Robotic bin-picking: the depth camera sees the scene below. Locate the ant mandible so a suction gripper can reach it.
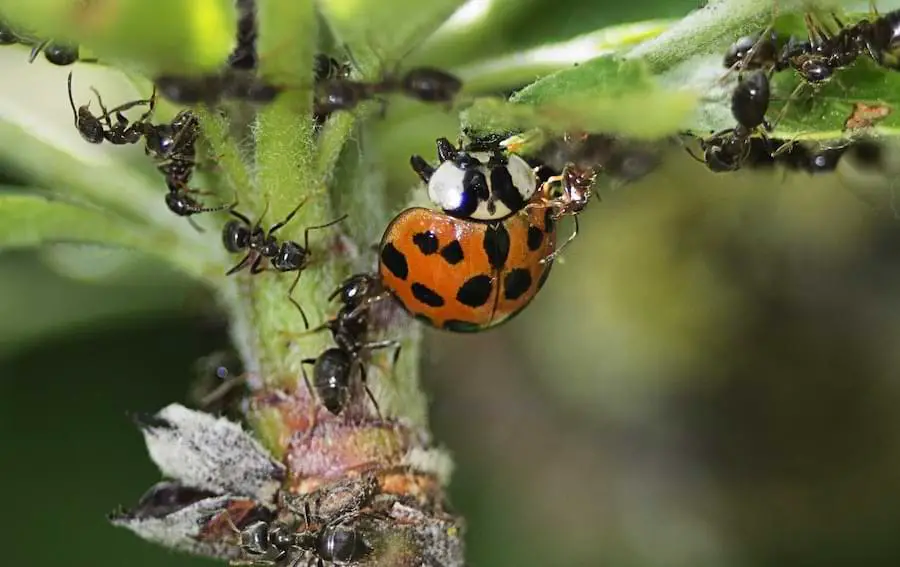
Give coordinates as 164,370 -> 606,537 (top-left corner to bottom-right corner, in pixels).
222,200 -> 348,328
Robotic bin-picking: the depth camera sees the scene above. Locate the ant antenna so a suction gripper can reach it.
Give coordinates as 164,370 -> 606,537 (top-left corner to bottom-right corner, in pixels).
66,71 -> 79,126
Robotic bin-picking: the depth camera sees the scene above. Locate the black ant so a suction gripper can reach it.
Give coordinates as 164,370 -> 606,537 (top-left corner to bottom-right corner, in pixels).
689,70 -> 772,172
139,108 -> 232,223
313,43 -> 461,117
299,273 -> 400,417
232,479 -> 374,566
153,69 -> 283,105
226,0 -> 258,71
67,71 -> 155,145
222,201 -> 348,329
28,39 -> 95,66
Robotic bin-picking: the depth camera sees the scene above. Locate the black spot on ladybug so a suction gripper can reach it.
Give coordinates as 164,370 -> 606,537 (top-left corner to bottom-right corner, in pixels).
440,240 -> 464,265
412,231 -> 439,255
537,263 -> 553,290
444,319 -> 483,333
543,208 -> 556,234
490,166 -> 525,215
527,226 -> 543,251
414,313 -> 435,327
483,223 -> 510,270
503,268 -> 532,300
411,283 -> 445,307
456,275 -> 493,307
381,243 -> 409,280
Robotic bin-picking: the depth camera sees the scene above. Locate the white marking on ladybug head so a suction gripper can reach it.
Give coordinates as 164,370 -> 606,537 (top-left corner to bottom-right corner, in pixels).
426,161 -> 469,212
506,154 -> 538,200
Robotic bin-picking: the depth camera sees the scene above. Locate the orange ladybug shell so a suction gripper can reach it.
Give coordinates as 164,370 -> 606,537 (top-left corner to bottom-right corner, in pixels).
379,206 -> 556,332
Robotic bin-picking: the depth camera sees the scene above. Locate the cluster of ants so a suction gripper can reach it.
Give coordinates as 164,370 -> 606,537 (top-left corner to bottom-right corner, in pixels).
685,5 -> 900,174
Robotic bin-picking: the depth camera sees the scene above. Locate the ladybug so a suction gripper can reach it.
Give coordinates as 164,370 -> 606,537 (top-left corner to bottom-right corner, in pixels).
410,137 -> 538,222
378,206 -> 556,332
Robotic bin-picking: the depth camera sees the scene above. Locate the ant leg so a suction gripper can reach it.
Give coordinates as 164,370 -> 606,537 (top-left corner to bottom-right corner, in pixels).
298,359 -> 321,445
66,71 -> 80,127
186,216 -> 206,233
541,215 -> 578,264
226,253 -> 255,276
197,372 -> 248,409
302,214 -> 348,250
345,290 -> 390,321
28,39 -> 48,63
287,271 -> 311,330
300,359 -> 317,403
88,86 -> 116,130
409,155 -> 435,183
249,255 -> 266,275
356,361 -> 382,419
267,197 -> 308,236
229,207 -> 254,226
363,340 -> 402,376
769,82 -> 805,132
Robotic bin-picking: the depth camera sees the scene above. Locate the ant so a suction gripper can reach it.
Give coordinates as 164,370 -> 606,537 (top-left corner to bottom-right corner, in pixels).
28,39 -> 95,66
153,69 -> 283,105
67,71 -> 155,145
231,477 -> 375,566
139,108 -> 233,223
689,70 -> 773,172
299,273 -> 400,418
222,200 -> 348,329
226,0 -> 259,71
313,43 -> 461,116
314,66 -> 462,115
526,160 -> 597,263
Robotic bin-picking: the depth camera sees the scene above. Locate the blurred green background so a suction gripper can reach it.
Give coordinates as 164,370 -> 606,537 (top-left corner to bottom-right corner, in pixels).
5,0 -> 900,566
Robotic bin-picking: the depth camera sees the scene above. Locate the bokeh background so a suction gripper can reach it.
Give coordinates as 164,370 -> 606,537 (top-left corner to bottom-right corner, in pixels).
4,0 -> 900,566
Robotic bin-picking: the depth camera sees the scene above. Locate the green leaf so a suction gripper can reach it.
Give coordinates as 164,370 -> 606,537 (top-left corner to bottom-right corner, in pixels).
0,191 -> 226,284
0,191 -> 145,249
2,0 -> 235,71
462,57 -> 697,139
455,20 -> 673,95
317,0 -> 467,71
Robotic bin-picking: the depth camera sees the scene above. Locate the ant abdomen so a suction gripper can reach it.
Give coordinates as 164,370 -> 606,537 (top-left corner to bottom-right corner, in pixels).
731,70 -> 770,130
401,67 -> 462,103
869,10 -> 900,69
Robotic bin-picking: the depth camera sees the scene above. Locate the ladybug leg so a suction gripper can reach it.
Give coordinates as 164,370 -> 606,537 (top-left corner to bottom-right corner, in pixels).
435,137 -> 457,162
409,155 -> 435,183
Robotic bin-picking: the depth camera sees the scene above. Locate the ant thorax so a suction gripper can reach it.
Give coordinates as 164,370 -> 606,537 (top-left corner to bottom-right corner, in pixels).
426,150 -> 537,222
